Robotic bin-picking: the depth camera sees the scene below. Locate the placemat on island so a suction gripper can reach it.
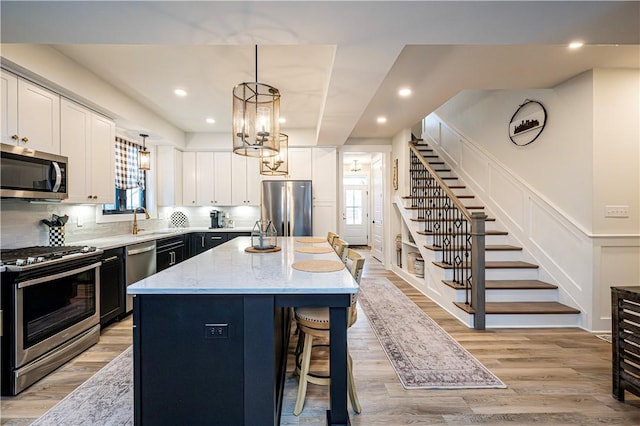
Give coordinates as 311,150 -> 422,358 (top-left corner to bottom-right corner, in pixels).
295,246 -> 334,254
292,259 -> 345,272
244,246 -> 282,253
296,237 -> 326,243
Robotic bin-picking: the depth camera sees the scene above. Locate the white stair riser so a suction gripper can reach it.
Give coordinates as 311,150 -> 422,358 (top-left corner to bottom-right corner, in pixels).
483,314 -> 581,328
420,234 -> 511,247
485,250 -> 522,262
453,289 -> 558,303
431,250 -> 522,263
441,267 -> 540,281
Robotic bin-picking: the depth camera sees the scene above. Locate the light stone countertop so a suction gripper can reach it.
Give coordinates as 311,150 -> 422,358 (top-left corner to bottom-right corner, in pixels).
73,227 -> 253,250
127,236 -> 358,295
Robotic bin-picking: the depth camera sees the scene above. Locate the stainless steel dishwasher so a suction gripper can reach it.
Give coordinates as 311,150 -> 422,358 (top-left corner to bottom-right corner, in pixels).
125,240 -> 156,313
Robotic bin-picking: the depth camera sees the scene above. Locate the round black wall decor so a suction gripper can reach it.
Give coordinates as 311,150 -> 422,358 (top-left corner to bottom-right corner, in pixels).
508,99 -> 547,146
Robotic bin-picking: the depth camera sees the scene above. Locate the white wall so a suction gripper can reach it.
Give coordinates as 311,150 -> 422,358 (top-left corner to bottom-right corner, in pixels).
592,68 -> 640,235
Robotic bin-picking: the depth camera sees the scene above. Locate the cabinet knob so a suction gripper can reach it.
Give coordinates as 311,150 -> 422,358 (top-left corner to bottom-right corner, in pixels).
21,136 -> 29,143
11,134 -> 18,141
93,195 -> 98,200
87,195 -> 93,199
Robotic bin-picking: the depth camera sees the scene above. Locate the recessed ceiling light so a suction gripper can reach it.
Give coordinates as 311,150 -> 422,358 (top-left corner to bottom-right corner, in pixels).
174,88 -> 188,97
279,117 -> 286,124
398,87 -> 412,97
206,118 -> 216,124
377,116 -> 387,124
568,41 -> 584,49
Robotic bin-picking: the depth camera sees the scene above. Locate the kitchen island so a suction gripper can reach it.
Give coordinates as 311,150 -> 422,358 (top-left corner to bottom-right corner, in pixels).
128,236 -> 358,425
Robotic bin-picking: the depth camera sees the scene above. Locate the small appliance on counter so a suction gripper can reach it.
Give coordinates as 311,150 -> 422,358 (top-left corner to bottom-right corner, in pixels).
209,210 -> 223,229
223,212 -> 234,228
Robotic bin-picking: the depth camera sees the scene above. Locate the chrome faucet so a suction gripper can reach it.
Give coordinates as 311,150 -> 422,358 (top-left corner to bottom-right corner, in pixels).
132,206 -> 150,235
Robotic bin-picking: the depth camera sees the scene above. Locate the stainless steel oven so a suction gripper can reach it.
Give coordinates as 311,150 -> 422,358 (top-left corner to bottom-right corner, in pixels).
1,246 -> 101,395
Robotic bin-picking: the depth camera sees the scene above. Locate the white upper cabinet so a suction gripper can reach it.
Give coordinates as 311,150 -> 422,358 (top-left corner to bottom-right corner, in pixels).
157,147 -> 183,206
60,98 -> 115,204
232,155 -> 261,206
287,148 -> 313,180
213,152 -> 232,206
1,70 -> 61,154
89,113 -> 116,203
182,152 -> 197,206
262,147 -> 312,181
312,147 -> 337,202
1,70 -> 18,146
182,151 -> 234,207
196,152 -> 215,206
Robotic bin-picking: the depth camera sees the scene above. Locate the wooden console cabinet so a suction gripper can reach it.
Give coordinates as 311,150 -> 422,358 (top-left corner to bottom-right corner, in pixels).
611,286 -> 640,401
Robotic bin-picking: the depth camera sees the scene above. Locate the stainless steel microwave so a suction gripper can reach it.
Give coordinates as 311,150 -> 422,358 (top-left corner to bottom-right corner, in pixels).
0,143 -> 68,200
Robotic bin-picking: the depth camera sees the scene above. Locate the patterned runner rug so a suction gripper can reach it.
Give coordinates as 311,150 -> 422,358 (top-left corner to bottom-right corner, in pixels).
32,346 -> 133,426
358,277 -> 506,389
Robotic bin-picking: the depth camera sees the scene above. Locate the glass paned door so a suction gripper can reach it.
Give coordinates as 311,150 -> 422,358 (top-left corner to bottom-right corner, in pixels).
342,184 -> 368,245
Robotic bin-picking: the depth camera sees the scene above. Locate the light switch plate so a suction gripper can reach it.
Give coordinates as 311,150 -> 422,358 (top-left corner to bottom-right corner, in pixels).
605,205 -> 629,218
76,215 -> 84,227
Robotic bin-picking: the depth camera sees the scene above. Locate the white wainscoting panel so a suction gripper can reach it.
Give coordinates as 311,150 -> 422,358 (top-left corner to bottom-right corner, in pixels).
460,141 -> 489,192
440,125 -> 461,167
598,245 -> 640,323
529,198 -> 590,294
489,165 -> 525,232
424,115 -> 441,145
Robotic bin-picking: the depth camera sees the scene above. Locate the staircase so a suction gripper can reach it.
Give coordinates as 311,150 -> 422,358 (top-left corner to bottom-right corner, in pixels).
397,141 -> 580,329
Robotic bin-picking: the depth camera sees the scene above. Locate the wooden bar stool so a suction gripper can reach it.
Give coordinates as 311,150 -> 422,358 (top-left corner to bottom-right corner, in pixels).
327,231 -> 339,246
293,249 -> 364,416
332,238 -> 349,264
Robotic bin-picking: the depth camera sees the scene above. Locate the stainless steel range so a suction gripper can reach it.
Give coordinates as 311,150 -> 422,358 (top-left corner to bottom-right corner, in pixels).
1,245 -> 102,395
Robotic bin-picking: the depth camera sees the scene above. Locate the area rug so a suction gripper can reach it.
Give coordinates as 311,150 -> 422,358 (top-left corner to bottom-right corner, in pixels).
358,277 -> 506,389
32,346 -> 133,425
596,334 -> 612,343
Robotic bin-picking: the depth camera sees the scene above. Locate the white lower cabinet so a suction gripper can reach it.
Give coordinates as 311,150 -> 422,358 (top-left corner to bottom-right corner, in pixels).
60,98 -> 115,204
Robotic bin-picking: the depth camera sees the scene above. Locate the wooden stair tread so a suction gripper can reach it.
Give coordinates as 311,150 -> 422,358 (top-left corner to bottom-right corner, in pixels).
454,301 -> 580,315
417,229 -> 508,236
425,244 -> 520,251
416,194 -> 473,199
410,217 -> 495,222
413,176 -> 459,180
433,260 -> 539,269
402,191 -> 468,198
442,279 -> 557,290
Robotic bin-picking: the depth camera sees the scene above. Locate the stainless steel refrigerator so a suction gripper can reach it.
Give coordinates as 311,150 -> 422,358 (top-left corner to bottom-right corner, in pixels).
261,180 -> 312,236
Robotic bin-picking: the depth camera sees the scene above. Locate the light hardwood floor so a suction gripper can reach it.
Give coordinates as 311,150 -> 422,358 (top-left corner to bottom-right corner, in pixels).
2,252 -> 640,425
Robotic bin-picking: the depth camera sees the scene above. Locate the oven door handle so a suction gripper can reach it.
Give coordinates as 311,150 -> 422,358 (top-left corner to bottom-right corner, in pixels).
17,261 -> 102,289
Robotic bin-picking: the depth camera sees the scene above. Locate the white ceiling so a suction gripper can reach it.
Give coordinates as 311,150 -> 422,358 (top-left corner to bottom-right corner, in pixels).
1,1 -> 639,148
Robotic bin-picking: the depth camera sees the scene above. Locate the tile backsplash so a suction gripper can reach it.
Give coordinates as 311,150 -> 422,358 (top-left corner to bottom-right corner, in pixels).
0,199 -> 260,249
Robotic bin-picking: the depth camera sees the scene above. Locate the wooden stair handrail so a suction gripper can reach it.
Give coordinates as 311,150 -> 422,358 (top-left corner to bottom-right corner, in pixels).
408,143 -> 476,222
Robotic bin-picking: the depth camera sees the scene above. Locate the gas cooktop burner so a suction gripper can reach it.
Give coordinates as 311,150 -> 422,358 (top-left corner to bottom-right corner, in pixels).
0,245 -> 99,269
